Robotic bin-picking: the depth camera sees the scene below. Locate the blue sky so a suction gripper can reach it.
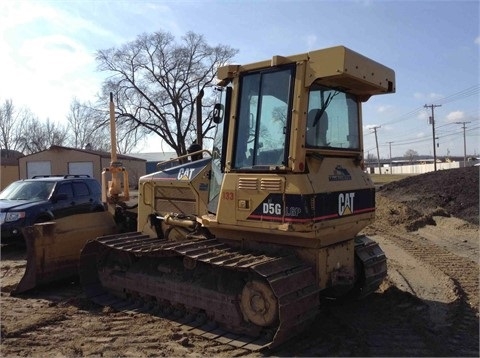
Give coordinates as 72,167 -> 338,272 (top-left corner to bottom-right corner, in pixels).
1,0 -> 478,158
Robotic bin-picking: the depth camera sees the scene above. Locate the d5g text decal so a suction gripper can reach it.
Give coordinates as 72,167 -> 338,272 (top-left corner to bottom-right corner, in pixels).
248,189 -> 374,223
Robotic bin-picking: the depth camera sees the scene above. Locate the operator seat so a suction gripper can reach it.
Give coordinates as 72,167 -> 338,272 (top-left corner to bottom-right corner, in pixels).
306,109 -> 329,147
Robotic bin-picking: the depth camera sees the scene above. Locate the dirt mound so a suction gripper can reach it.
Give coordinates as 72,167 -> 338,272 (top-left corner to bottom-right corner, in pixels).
378,166 -> 479,226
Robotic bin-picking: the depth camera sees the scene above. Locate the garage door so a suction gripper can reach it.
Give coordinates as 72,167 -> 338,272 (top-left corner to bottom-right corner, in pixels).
68,162 -> 94,178
27,161 -> 52,178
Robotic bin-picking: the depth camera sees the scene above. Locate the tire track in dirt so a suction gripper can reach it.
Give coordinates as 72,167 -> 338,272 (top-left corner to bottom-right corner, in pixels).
1,289 -> 255,357
376,229 -> 479,357
267,283 -> 445,357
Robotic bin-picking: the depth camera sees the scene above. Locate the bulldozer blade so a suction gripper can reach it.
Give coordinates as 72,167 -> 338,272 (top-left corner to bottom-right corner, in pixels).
12,212 -> 117,295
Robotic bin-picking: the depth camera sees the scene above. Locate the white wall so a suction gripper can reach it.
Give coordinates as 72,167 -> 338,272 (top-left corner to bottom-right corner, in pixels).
374,161 -> 461,174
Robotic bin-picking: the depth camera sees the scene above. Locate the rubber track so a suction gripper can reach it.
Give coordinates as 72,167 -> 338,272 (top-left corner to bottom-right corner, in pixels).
354,235 -> 388,298
79,233 -> 320,351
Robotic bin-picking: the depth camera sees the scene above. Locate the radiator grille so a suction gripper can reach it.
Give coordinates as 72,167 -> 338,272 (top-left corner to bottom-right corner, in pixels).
237,177 -> 283,191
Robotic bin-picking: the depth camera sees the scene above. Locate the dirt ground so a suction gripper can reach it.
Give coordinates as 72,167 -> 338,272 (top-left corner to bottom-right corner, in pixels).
1,166 -> 478,357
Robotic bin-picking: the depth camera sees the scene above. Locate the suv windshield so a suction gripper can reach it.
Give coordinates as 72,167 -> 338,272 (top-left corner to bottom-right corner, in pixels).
0,181 -> 55,201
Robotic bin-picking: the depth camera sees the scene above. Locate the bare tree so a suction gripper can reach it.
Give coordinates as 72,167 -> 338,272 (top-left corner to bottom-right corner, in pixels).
116,122 -> 148,154
66,98 -> 110,151
404,149 -> 418,164
1,99 -> 75,155
67,97 -> 149,154
365,152 -> 377,165
0,99 -> 31,153
96,30 -> 238,157
20,117 -> 68,154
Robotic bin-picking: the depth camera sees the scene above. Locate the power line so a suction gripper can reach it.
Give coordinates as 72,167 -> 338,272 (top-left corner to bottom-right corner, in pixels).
384,125 -> 479,147
377,85 -> 479,127
367,126 -> 479,158
435,85 -> 479,106
380,106 -> 425,126
379,121 -> 479,147
363,85 -> 479,157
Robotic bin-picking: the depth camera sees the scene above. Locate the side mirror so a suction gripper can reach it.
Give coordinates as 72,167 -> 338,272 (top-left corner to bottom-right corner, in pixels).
212,103 -> 224,124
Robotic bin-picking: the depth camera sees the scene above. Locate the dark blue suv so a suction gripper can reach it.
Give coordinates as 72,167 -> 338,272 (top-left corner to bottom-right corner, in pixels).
0,175 -> 105,244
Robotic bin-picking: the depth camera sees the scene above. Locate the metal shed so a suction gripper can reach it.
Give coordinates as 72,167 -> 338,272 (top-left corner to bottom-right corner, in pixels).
1,149 -> 24,190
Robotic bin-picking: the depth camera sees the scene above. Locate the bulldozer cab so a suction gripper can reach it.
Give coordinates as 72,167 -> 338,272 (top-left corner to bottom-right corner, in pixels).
207,46 -> 394,221
215,46 -> 394,170
137,46 -> 394,242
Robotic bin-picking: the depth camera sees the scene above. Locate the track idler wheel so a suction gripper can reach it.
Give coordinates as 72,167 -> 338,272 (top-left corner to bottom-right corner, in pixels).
240,280 -> 278,327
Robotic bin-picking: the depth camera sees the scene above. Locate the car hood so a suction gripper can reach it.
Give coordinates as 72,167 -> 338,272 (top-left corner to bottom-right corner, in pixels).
0,199 -> 47,212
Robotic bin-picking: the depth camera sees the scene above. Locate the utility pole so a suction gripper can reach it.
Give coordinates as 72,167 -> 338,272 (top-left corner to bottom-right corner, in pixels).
371,126 -> 381,174
387,141 -> 394,167
455,121 -> 471,167
425,104 -> 441,171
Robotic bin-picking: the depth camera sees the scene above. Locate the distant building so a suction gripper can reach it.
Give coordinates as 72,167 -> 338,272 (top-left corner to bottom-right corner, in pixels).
365,155 -> 477,174
18,145 -> 146,187
130,152 -> 178,174
1,149 -> 24,190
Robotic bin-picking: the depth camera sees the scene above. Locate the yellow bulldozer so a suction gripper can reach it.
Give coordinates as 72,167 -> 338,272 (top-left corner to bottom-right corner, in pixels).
16,45 -> 395,350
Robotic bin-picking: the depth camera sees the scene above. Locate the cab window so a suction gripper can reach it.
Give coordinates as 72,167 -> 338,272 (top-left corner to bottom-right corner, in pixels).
233,66 -> 294,169
306,85 -> 360,150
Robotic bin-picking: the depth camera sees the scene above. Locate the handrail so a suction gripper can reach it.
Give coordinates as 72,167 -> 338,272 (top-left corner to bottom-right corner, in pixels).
156,149 -> 212,169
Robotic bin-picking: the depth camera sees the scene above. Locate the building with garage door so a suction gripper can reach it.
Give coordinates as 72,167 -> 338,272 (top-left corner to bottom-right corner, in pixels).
18,145 -> 146,187
1,149 -> 24,190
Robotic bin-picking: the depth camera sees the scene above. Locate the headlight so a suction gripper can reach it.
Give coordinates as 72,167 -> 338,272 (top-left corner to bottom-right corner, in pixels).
5,212 -> 26,222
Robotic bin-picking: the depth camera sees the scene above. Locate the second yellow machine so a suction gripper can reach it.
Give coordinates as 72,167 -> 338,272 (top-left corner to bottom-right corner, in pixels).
79,46 -> 395,349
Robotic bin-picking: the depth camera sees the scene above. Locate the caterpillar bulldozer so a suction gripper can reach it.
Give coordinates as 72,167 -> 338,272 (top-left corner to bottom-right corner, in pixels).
19,45 -> 396,349
79,46 -> 395,349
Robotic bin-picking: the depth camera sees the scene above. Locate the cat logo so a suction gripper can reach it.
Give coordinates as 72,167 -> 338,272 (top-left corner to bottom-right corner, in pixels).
328,165 -> 352,181
338,192 -> 355,216
177,167 -> 195,180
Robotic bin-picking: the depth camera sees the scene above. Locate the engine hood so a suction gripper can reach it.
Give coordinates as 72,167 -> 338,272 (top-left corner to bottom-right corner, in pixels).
0,199 -> 47,212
